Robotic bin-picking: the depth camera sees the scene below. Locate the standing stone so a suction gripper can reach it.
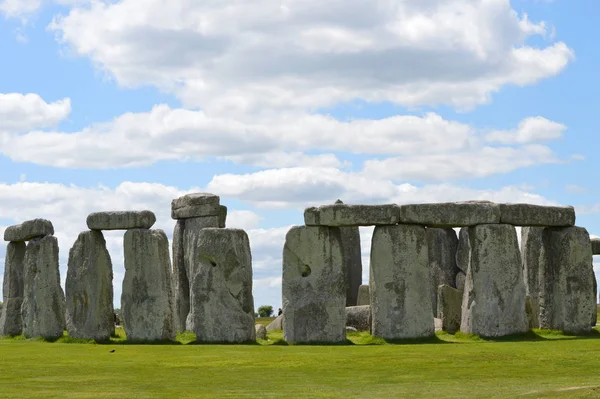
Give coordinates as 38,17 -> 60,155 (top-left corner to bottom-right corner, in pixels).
21,236 -> 66,339
255,324 -> 267,340
370,224 -> 434,340
172,220 -> 188,332
356,284 -> 370,306
437,285 -> 462,334
346,305 -> 371,331
189,228 -> 255,343
0,242 -> 26,336
282,226 -> 346,344
460,224 -> 528,337
521,227 -> 544,329
455,271 -> 466,292
266,315 -> 283,331
218,205 -> 227,228
427,228 -> 459,316
455,228 -> 470,273
122,229 -> 175,341
539,227 -> 595,334
592,271 -> 597,327
335,200 -> 363,306
65,231 -> 114,341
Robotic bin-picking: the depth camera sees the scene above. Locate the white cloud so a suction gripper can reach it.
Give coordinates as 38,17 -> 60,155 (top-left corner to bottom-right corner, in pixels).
0,93 -> 71,133
485,116 -> 566,144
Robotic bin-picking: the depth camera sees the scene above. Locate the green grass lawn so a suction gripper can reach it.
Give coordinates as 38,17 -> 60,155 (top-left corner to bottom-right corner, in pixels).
2,326 -> 600,398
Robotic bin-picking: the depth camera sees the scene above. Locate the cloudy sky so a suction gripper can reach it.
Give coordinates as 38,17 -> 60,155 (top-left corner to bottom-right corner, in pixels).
0,0 -> 599,309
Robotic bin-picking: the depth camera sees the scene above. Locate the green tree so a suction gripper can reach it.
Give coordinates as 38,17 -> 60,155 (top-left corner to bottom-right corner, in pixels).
257,305 -> 274,318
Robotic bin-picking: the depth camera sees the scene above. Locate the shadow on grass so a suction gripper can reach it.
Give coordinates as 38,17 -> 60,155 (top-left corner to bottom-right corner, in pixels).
187,339 -> 261,346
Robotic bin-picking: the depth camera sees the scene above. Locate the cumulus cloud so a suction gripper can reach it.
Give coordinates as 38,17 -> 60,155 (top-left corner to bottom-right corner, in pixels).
485,117 -> 567,144
0,93 -> 71,132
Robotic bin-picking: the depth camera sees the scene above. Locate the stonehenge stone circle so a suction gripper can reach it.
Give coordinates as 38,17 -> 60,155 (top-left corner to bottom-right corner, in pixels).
22,236 -> 66,339
538,227 -> 595,333
427,228 -> 459,316
282,226 -> 346,344
65,231 -> 114,341
346,305 -> 371,332
122,229 -> 175,341
4,219 -> 54,242
460,224 -> 528,337
356,284 -> 370,306
398,201 -> 500,227
437,285 -> 462,334
189,228 -> 255,343
171,193 -> 221,220
334,200 -> 363,306
304,204 -> 400,226
86,210 -> 156,230
0,242 -> 26,336
370,224 -> 434,340
499,204 -> 575,227
521,227 -> 544,328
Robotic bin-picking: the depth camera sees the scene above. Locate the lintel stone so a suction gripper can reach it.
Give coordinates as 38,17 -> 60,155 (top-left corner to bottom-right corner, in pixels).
4,219 -> 54,242
304,204 -> 400,226
591,238 -> 600,255
171,193 -> 220,220
499,203 -> 575,226
87,210 -> 156,230
397,201 -> 500,227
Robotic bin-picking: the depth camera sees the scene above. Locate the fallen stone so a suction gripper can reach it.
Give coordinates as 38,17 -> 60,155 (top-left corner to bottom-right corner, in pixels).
539,227 -> 595,334
346,305 -> 371,332
455,227 -> 470,273
336,201 -> 362,306
370,224 -> 434,340
121,229 -> 175,341
171,193 -> 221,219
21,236 -> 66,339
455,271 -> 466,292
172,220 -> 188,332
398,201 -> 500,227
304,204 -> 400,227
266,315 -> 283,331
427,228 -> 459,316
521,227 -> 544,329
87,210 -> 156,230
65,231 -> 114,341
218,205 -> 227,228
255,324 -> 267,340
460,224 -> 528,337
437,285 -> 462,334
591,238 -> 600,255
499,203 -> 575,227
0,242 -> 26,336
282,226 -> 346,344
356,284 -> 370,306
4,219 -> 54,242
189,228 -> 255,343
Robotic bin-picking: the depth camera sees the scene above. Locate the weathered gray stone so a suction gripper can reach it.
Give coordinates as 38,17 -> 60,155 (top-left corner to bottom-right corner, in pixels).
499,203 -> 575,227
122,229 -> 175,341
304,204 -> 400,227
189,228 -> 255,343
525,296 -> 539,330
346,305 -> 371,331
65,231 -> 114,341
455,227 -> 470,273
539,227 -> 595,334
593,272 -> 597,327
0,242 -> 26,336
434,318 -> 443,332
437,285 -> 462,334
171,193 -> 221,219
398,201 -> 500,227
172,220 -> 188,333
427,228 -> 459,316
266,314 -> 283,331
86,210 -> 156,230
521,227 -> 544,329
591,238 -> 600,255
336,201 -> 362,306
460,224 -> 528,337
370,224 -> 434,340
218,205 -> 227,228
4,219 -> 54,242
282,226 -> 346,344
255,324 -> 267,340
346,326 -> 358,333
356,284 -> 370,306
182,216 -> 220,331
21,236 -> 66,339
455,271 -> 466,292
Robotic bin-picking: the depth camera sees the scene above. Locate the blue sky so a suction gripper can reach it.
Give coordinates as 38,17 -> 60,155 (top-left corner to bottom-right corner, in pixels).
0,0 -> 599,309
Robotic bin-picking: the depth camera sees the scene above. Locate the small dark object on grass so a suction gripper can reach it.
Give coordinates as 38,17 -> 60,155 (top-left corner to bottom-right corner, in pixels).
109,349 -> 116,353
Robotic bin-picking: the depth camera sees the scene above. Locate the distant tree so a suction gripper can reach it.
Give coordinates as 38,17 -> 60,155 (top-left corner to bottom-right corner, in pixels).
257,305 -> 274,318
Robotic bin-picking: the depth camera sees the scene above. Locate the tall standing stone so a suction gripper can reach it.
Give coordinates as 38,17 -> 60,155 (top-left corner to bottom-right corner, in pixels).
370,224 -> 434,340
460,224 -> 527,337
356,284 -> 370,306
21,236 -> 66,339
455,227 -> 470,273
282,226 -> 346,344
122,229 -> 175,341
334,200 -> 363,306
437,284 -> 462,334
539,227 -> 595,334
427,228 -> 459,316
0,242 -> 26,336
65,231 -> 114,341
521,227 -> 544,328
189,228 -> 255,343
172,220 -> 188,332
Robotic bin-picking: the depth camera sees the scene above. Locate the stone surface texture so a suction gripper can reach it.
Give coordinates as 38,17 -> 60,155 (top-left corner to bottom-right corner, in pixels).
65,231 -> 114,341
499,204 -> 575,227
0,242 -> 26,336
521,227 -> 544,329
218,205 -> 227,228
189,228 -> 255,343
304,204 -> 400,227
398,201 -> 500,227
370,224 -> 434,340
591,238 -> 600,255
4,219 -> 54,242
122,229 -> 175,341
346,305 -> 371,331
266,315 -> 283,331
356,284 -> 370,306
21,236 -> 66,339
171,193 -> 220,220
455,227 -> 470,273
86,210 -> 156,230
455,272 -> 466,292
282,226 -> 346,344
539,227 -> 595,334
427,228 -> 459,316
172,220 -> 188,332
339,222 -> 362,306
460,224 -> 528,337
255,324 -> 267,340
437,285 -> 462,334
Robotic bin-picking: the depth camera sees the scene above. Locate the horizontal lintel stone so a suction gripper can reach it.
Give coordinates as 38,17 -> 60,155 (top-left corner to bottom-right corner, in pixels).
498,203 -> 575,227
398,201 -> 500,227
4,219 -> 54,242
171,193 -> 221,220
304,204 -> 400,226
592,238 -> 600,255
87,210 -> 156,230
